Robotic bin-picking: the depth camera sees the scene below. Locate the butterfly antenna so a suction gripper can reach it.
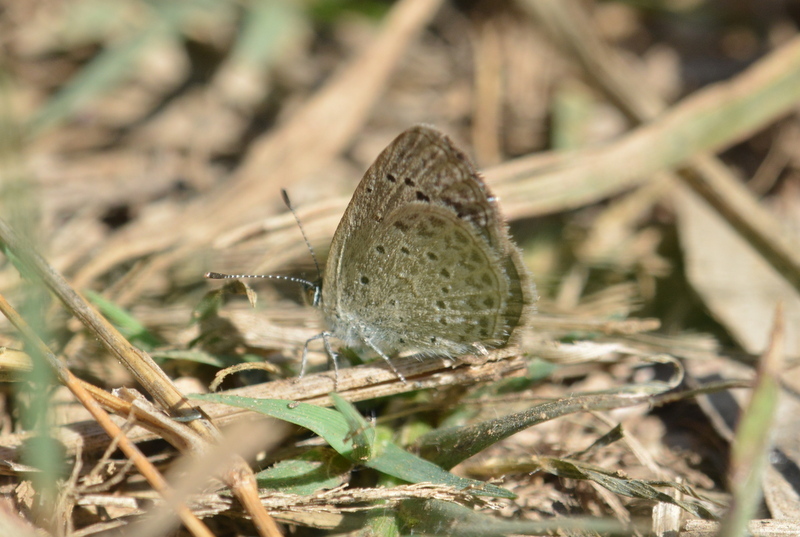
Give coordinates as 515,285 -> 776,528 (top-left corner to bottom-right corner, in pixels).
205,272 -> 316,289
281,188 -> 322,282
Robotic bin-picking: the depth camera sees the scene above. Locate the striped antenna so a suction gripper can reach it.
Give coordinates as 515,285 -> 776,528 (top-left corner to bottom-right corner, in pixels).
204,272 -> 316,289
280,188 -> 322,281
204,189 -> 323,304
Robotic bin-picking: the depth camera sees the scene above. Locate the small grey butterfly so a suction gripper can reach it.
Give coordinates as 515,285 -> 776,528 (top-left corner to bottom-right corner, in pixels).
209,125 -> 536,383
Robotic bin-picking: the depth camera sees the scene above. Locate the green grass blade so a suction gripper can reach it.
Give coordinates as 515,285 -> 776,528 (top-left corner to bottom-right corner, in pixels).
330,392 -> 377,462
84,289 -> 162,349
417,385 -> 676,470
255,447 -> 351,495
191,393 -> 514,498
398,499 -> 633,536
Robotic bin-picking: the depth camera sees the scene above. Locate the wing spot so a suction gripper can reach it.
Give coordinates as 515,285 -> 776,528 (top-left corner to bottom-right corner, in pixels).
416,191 -> 431,202
426,252 -> 438,261
440,268 -> 451,279
375,245 -> 386,254
360,276 -> 370,285
405,178 -> 415,186
386,174 -> 397,183
401,246 -> 410,254
393,221 -> 410,232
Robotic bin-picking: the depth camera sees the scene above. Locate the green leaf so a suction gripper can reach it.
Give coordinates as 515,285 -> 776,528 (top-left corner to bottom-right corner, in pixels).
255,447 -> 351,495
83,289 -> 162,349
190,393 -> 514,498
361,507 -> 401,537
330,392 -> 377,462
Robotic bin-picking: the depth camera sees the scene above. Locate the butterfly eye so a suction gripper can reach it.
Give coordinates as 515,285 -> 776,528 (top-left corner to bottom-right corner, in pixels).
304,284 -> 321,307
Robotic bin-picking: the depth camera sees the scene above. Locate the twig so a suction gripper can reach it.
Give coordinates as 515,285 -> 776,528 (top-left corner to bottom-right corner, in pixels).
0,294 -> 214,537
0,217 -> 283,537
0,217 -> 198,420
0,353 -> 527,460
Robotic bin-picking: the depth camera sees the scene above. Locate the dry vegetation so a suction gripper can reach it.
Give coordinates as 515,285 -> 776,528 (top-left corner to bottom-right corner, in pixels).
1,0 -> 800,536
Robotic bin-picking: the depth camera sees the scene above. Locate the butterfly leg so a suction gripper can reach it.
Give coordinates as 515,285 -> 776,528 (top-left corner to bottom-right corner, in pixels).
363,338 -> 407,384
321,332 -> 340,390
301,331 -> 342,389
301,332 -> 335,376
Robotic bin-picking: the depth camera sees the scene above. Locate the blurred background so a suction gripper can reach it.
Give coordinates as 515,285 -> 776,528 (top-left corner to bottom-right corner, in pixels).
1,0 -> 800,534
1,0 -> 797,370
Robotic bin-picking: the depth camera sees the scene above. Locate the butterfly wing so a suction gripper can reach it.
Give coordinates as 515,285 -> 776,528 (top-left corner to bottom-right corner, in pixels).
321,126 -> 535,356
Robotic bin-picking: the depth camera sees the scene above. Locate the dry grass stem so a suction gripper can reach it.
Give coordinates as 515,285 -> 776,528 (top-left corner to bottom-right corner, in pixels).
0,294 -> 213,537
